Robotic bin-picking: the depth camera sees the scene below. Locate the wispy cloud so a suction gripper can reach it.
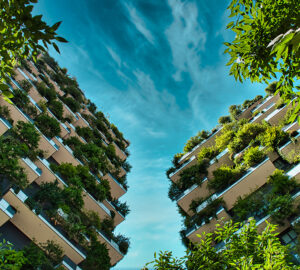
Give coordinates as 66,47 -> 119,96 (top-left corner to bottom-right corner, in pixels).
124,3 -> 155,45
165,0 -> 206,82
106,46 -> 122,67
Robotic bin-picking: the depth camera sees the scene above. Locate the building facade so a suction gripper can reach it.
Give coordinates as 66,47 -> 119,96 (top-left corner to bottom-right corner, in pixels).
0,54 -> 131,269
167,93 -> 300,261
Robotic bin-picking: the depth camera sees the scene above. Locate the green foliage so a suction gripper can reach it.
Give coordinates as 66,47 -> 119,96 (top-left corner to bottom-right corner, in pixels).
178,159 -> 209,190
61,96 -> 80,113
168,182 -> 183,201
229,104 -> 242,120
218,116 -> 231,125
258,125 -> 289,151
183,130 -> 209,153
225,0 -> 300,123
198,146 -> 220,162
75,126 -> 94,142
35,114 -> 61,138
0,0 -> 67,101
82,240 -> 110,270
114,234 -> 130,254
111,199 -> 130,217
20,59 -> 32,74
12,89 -> 37,118
146,219 -> 298,269
48,100 -> 63,120
0,136 -> 28,189
18,80 -> 32,93
0,239 -> 27,269
35,82 -> 57,103
265,82 -> 278,95
243,146 -> 266,167
40,240 -> 63,265
208,165 -> 245,193
268,194 -> 294,225
242,95 -> 263,110
63,86 -> 83,103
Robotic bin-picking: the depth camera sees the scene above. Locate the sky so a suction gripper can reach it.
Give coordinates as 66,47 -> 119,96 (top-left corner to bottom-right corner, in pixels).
34,1 -> 264,269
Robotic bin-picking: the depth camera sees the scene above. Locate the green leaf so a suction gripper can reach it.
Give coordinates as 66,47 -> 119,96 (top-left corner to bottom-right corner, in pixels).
51,21 -> 62,31
2,90 -> 13,98
52,43 -> 60,54
0,83 -> 9,91
56,36 -> 68,43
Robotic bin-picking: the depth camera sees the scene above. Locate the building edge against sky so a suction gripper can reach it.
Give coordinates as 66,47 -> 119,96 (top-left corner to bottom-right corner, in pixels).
167,90 -> 300,262
0,52 -> 131,268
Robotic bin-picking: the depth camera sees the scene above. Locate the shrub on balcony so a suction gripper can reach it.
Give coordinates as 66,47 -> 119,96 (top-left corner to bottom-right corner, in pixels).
275,98 -> 285,109
12,89 -> 37,118
0,137 -> 28,190
20,59 -> 32,73
183,130 -> 209,153
0,105 -> 13,124
76,126 -> 94,142
218,115 -> 231,124
265,81 -> 277,95
115,235 -> 130,254
208,165 -> 245,193
268,169 -> 299,196
11,121 -> 42,160
61,96 -> 80,112
194,198 -> 224,225
242,95 -> 263,110
63,86 -> 83,103
18,79 -> 32,92
243,146 -> 266,167
82,240 -> 110,270
122,161 -> 132,173
168,182 -> 183,201
258,126 -> 289,152
268,194 -> 294,225
87,101 -> 97,114
189,197 -> 205,213
48,100 -> 63,120
229,104 -> 242,120
111,199 -> 130,217
198,146 -> 220,162
178,159 -> 210,190
35,114 -> 61,138
35,82 -> 57,102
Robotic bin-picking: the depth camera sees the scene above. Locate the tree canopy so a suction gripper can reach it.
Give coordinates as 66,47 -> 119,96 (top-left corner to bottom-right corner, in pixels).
225,0 -> 300,123
0,0 -> 67,102
144,219 -> 299,269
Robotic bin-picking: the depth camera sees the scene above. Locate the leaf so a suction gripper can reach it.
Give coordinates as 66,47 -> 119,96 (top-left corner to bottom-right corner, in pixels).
2,90 -> 13,98
2,96 -> 13,104
0,83 -> 9,91
51,21 -> 62,31
56,36 -> 68,43
52,43 -> 60,54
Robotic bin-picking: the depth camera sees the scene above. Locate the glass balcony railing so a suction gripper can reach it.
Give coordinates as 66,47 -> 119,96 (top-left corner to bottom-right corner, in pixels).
58,255 -> 82,270
0,198 -> 16,218
209,148 -> 228,165
179,127 -> 223,163
176,183 -> 199,202
0,117 -> 12,129
22,157 -> 42,176
286,163 -> 300,179
252,96 -> 273,113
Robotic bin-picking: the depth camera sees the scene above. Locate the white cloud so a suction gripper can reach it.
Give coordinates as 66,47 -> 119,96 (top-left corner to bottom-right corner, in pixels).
165,0 -> 206,82
124,3 -> 155,45
106,46 -> 122,67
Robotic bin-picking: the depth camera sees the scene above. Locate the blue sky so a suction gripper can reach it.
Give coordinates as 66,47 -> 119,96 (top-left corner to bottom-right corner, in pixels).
34,1 -> 264,269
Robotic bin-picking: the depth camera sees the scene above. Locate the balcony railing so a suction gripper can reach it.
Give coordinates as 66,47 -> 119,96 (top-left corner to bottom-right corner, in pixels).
170,155 -> 196,178
22,157 -> 42,176
176,183 -> 199,202
0,198 -> 16,218
0,117 -> 12,129
252,96 -> 273,113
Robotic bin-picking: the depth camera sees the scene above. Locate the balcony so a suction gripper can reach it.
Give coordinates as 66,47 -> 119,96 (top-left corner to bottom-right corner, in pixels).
282,121 -> 300,133
217,158 -> 276,210
207,149 -> 233,180
177,179 -> 211,216
46,109 -> 70,138
51,137 -> 83,166
3,189 -> 86,264
102,199 -> 125,226
0,98 -> 29,124
252,94 -> 279,114
56,255 -> 82,270
0,117 -> 12,136
73,113 -> 91,129
265,100 -> 295,125
34,157 -> 68,188
179,127 -> 222,165
103,173 -> 126,200
82,189 -> 112,220
19,157 -> 42,184
186,207 -> 231,243
279,130 -> 300,162
286,163 -> 300,183
61,102 -> 79,123
237,98 -> 263,120
250,102 -> 276,123
0,198 -> 16,226
170,155 -> 197,183
112,141 -> 127,161
96,230 -> 124,266
63,122 -> 87,144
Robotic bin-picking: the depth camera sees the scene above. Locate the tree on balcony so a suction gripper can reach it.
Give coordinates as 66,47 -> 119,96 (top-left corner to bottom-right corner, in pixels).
144,219 -> 299,269
35,114 -> 61,138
